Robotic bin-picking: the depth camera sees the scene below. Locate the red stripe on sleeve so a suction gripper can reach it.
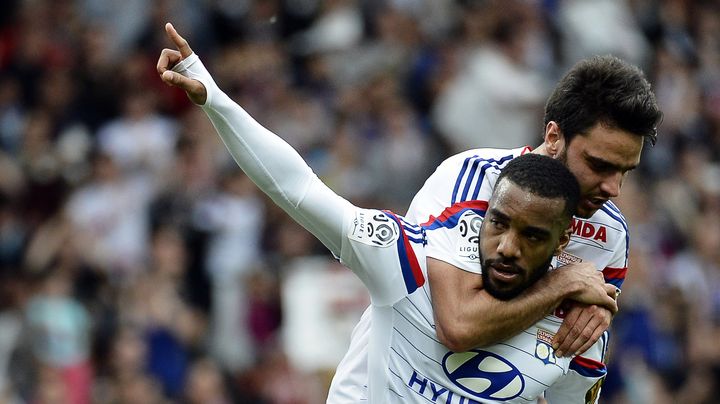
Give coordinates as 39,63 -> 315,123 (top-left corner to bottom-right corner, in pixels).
420,200 -> 489,227
572,355 -> 606,370
603,266 -> 627,280
401,231 -> 425,288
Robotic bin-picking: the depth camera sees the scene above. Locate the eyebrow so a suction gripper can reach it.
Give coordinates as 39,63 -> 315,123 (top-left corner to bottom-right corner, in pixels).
488,208 -> 509,221
523,226 -> 552,239
487,208 -> 553,238
585,154 -> 638,173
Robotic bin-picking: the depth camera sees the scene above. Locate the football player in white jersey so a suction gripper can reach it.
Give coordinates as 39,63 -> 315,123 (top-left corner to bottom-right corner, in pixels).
157,24 -> 621,402
330,56 -> 662,400
404,55 -> 661,358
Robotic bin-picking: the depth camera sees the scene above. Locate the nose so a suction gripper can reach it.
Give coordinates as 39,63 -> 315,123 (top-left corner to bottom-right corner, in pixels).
600,172 -> 622,198
497,231 -> 521,259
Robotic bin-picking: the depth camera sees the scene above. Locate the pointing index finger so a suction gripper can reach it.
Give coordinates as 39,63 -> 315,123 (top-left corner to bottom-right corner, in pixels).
165,22 -> 193,58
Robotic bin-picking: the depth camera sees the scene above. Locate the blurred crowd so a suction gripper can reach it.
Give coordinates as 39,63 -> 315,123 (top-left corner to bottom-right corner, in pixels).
0,0 -> 719,403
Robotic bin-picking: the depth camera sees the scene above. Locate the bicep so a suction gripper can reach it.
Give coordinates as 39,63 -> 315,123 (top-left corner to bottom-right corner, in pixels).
428,257 -> 486,329
428,256 -> 487,308
428,257 -> 484,299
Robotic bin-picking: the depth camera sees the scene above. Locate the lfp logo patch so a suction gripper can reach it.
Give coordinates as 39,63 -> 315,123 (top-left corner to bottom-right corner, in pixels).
348,210 -> 399,247
535,329 -> 557,365
442,350 -> 524,400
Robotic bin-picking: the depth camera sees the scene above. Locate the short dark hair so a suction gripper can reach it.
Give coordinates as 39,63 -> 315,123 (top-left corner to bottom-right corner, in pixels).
497,154 -> 580,220
544,55 -> 662,146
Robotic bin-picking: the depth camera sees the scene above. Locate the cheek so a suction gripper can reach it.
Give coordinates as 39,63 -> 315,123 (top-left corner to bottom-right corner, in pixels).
565,155 -> 598,192
574,167 -> 601,193
478,233 -> 496,257
524,245 -> 555,267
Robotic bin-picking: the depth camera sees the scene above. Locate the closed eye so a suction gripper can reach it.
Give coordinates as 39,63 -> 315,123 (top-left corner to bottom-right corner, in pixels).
589,158 -> 615,174
489,217 -> 508,230
522,228 -> 551,242
486,209 -> 510,230
586,155 -> 636,175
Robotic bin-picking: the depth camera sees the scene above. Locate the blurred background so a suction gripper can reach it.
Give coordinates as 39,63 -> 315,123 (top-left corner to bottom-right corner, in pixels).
0,0 -> 718,403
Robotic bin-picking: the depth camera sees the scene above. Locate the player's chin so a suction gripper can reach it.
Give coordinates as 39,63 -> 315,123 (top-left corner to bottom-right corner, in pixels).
486,273 -> 524,300
576,198 -> 606,218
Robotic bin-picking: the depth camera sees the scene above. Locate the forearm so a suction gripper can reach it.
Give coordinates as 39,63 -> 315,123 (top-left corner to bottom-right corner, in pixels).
173,54 -> 350,254
430,258 -> 571,351
462,282 -> 564,346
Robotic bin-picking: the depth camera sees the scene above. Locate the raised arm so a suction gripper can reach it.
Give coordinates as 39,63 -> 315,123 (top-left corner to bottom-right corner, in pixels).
157,24 -> 426,309
157,23 -> 350,255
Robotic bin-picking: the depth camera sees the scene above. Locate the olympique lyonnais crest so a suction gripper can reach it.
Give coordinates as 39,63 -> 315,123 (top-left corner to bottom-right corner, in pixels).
535,329 -> 557,365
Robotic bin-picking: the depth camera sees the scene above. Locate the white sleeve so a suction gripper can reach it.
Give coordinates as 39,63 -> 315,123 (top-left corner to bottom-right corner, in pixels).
339,209 -> 426,306
172,53 -> 350,255
544,333 -> 608,403
603,216 -> 629,290
171,54 -> 424,305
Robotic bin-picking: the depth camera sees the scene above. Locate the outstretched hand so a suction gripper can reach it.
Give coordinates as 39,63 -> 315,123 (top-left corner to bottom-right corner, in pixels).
156,23 -> 207,105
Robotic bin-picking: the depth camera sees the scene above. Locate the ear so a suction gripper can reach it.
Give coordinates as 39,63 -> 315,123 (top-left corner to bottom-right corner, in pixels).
543,121 -> 565,158
554,227 -> 571,256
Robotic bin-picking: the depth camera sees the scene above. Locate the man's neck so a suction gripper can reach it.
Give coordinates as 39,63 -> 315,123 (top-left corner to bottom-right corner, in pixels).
531,144 -> 552,157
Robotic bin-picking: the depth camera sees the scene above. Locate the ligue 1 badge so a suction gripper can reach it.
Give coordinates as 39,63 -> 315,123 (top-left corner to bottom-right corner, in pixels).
535,329 -> 557,365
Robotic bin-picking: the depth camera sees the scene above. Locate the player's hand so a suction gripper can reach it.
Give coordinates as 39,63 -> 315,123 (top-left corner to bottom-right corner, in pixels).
157,22 -> 207,105
545,262 -> 619,313
551,262 -> 618,314
551,302 -> 612,357
572,282 -> 619,314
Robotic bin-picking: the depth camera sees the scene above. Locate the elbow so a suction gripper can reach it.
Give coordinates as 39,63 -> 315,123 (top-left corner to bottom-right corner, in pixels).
436,323 -> 485,353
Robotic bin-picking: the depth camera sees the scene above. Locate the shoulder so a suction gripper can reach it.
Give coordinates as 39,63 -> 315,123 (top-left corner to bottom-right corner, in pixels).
569,202 -> 628,246
342,208 -> 427,304
429,146 -> 530,188
346,209 -> 403,248
595,201 -> 629,235
345,209 -> 425,261
567,202 -> 629,257
438,146 -> 530,170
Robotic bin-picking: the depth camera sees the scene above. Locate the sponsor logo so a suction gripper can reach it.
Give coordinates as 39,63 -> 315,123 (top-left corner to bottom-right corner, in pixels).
571,219 -> 607,243
407,372 -> 462,403
442,350 -> 524,400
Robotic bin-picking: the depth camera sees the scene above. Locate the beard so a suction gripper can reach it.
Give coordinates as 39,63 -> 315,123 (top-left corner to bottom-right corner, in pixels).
556,147 -> 568,164
480,253 -> 554,300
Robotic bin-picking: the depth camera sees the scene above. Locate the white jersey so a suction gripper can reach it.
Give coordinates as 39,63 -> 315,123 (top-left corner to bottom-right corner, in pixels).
407,147 -> 629,286
174,53 -> 612,404
329,147 -> 629,403
331,208 -> 607,403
